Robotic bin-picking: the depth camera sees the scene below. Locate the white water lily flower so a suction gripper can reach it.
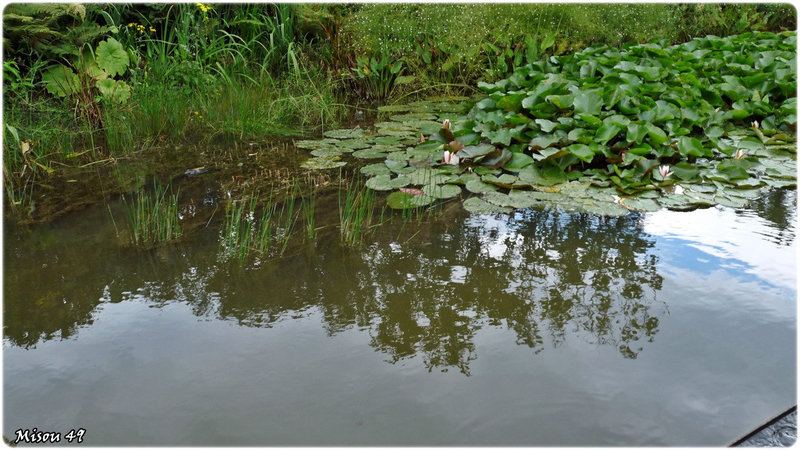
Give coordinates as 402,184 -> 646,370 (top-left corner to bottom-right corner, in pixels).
443,150 -> 460,166
752,120 -> 759,129
658,165 -> 673,179
734,149 -> 747,160
442,119 -> 451,130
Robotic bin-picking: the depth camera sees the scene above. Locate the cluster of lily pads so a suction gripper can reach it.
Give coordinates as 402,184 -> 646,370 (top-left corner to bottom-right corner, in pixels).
299,31 -> 796,215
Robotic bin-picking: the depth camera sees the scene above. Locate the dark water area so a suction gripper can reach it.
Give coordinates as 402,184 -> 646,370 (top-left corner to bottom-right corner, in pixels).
3,163 -> 796,445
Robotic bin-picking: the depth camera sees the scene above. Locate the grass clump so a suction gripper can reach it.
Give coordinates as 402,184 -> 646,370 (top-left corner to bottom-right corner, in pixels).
338,174 -> 379,247
219,190 -> 277,266
122,181 -> 182,247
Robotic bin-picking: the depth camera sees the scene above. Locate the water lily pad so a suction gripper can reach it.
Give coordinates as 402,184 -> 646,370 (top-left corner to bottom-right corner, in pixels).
581,202 -> 630,216
378,104 -> 415,113
482,173 -> 518,188
502,152 -> 534,171
407,168 -> 452,185
465,179 -> 500,193
422,183 -> 462,199
365,174 -> 412,191
457,143 -> 496,160
385,159 -> 415,174
337,138 -> 372,150
375,121 -> 414,131
386,151 -> 412,162
714,195 -> 749,208
352,149 -> 389,159
310,148 -> 346,157
486,190 -> 545,209
462,197 -> 511,214
360,163 -> 392,176
409,194 -> 437,207
621,197 -> 660,212
301,156 -> 347,170
390,113 -> 438,122
324,128 -> 365,139
374,136 -> 404,146
386,190 -> 416,209
295,138 -> 340,150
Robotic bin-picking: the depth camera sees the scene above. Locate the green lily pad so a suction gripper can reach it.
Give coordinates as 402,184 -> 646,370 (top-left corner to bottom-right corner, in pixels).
352,149 -> 389,159
408,169 -> 452,185
385,159 -> 415,174
621,197 -> 660,212
337,138 -> 372,150
386,190 -> 416,209
390,113 -> 438,122
422,183 -> 462,199
310,148 -> 347,157
360,163 -> 392,176
386,151 -> 412,162
465,179 -> 500,193
714,195 -> 749,208
482,173 -> 518,188
409,194 -> 437,207
457,143 -> 496,160
462,197 -> 512,214
324,128 -> 365,139
374,136 -> 404,146
295,138 -> 340,150
300,156 -> 347,170
502,152 -> 534,171
365,174 -> 412,191
581,202 -> 630,216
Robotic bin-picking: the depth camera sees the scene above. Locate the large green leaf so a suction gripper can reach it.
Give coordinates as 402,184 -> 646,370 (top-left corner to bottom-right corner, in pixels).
95,37 -> 130,77
96,79 -> 131,104
42,65 -> 80,97
502,152 -> 534,171
677,136 -> 710,157
573,91 -> 604,115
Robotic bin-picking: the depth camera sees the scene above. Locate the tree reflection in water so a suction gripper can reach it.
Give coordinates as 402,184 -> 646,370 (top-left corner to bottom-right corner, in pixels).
199,208 -> 667,375
6,207 -> 668,375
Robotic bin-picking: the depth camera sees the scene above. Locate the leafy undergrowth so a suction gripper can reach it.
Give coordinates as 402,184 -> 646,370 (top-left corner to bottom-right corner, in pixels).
298,32 -> 796,216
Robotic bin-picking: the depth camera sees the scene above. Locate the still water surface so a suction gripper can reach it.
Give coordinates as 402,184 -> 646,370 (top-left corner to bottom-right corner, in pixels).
3,187 -> 796,445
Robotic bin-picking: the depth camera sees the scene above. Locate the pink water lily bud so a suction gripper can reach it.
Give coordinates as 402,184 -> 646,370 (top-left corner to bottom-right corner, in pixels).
658,165 -> 673,179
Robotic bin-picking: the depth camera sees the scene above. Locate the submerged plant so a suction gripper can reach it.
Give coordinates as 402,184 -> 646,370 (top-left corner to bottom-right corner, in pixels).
122,181 -> 182,247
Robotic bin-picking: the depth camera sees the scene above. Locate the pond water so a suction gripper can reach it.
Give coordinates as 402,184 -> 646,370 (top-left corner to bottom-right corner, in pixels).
3,163 -> 796,445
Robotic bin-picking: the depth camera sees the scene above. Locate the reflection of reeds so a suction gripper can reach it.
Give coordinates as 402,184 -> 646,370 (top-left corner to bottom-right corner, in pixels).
338,174 -> 377,247
122,181 -> 182,247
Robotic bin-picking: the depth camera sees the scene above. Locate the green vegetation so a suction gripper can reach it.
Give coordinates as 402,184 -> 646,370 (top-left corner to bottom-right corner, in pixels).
219,190 -> 277,265
297,30 -> 797,215
338,173 -> 378,247
121,181 -> 182,247
3,3 -> 796,223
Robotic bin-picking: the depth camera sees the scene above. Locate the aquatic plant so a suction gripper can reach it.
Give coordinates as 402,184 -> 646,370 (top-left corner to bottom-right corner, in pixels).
219,190 -> 277,265
122,181 -> 182,247
338,174 -> 378,246
358,32 -> 796,215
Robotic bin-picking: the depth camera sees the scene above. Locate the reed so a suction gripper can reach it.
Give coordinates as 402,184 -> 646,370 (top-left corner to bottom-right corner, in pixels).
220,189 -> 277,265
122,181 -> 182,247
338,174 -> 377,247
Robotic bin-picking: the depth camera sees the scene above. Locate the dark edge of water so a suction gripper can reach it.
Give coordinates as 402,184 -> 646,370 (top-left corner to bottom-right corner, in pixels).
731,406 -> 797,447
